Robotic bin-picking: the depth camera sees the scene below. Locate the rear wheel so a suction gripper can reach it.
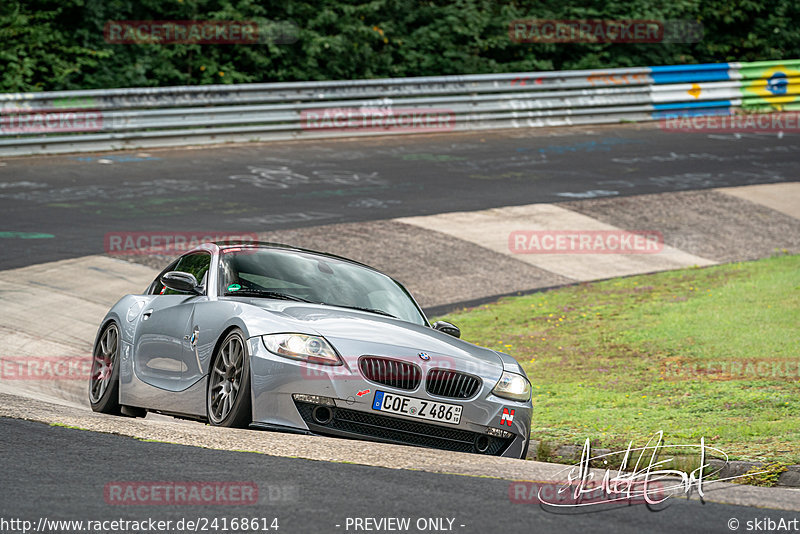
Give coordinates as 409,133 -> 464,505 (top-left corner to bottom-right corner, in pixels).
89,323 -> 122,414
207,329 -> 252,428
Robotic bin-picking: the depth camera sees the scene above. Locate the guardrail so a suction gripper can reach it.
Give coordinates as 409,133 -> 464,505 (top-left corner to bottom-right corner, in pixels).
0,60 -> 797,156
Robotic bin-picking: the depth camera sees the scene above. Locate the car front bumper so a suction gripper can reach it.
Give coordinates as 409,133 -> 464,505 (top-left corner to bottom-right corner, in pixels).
247,337 -> 532,459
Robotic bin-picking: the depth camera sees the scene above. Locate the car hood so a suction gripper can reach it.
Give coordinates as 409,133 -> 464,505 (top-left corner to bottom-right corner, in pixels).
237,299 -> 505,369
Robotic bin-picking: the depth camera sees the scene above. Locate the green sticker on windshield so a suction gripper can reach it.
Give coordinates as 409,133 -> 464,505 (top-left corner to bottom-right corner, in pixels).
227,283 -> 241,292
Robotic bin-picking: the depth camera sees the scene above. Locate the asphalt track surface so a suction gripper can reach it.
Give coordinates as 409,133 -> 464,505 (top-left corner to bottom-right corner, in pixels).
1,125 -> 798,269
2,126 -> 799,534
2,417 -> 797,534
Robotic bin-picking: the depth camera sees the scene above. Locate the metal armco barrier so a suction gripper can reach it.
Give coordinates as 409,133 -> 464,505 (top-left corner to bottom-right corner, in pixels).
0,60 -> 797,156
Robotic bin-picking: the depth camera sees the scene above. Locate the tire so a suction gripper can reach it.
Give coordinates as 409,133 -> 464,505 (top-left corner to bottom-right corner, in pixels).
207,329 -> 252,428
520,436 -> 530,460
89,322 -> 122,414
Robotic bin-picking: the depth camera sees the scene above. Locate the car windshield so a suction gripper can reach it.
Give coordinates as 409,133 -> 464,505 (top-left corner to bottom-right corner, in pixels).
218,247 -> 426,325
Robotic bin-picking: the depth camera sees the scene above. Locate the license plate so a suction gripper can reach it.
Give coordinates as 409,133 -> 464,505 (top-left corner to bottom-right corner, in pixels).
372,390 -> 462,425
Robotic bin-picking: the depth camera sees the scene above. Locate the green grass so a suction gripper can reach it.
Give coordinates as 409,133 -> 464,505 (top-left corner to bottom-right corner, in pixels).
436,253 -> 800,464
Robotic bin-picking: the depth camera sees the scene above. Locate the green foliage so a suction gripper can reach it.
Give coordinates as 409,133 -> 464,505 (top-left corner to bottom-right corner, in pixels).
731,462 -> 789,487
2,0 -> 799,91
535,440 -> 554,462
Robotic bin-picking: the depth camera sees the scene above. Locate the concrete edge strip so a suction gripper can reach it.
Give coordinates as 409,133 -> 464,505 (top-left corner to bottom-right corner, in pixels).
715,182 -> 800,221
397,202 -> 717,283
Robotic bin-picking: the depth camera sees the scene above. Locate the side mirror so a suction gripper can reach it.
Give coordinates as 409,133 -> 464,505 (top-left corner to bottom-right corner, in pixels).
432,320 -> 461,338
161,271 -> 202,294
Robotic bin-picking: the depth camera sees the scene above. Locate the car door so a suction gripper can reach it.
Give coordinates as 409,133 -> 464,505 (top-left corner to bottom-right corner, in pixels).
134,251 -> 212,393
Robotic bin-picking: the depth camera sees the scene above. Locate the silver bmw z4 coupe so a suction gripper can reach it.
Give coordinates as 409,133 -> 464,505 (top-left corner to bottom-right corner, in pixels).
89,242 -> 533,458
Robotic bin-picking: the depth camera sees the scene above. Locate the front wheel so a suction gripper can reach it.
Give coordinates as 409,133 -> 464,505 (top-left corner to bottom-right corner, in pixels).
207,329 -> 252,428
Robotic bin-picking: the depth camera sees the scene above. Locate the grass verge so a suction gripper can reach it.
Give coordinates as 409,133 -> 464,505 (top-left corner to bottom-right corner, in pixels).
436,253 -> 800,464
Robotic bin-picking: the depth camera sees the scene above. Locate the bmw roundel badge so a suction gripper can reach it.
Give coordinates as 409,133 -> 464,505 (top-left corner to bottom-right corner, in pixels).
418,352 -> 430,361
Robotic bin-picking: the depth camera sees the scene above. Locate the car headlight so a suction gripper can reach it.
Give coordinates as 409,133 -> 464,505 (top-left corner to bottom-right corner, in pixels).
262,333 -> 341,365
492,371 -> 531,402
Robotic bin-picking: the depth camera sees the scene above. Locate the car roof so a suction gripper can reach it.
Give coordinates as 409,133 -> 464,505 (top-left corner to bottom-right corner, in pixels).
209,240 -> 380,272
178,240 -> 428,322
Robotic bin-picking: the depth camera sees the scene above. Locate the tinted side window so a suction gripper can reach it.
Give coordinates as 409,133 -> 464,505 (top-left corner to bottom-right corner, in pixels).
177,252 -> 211,289
150,252 -> 211,295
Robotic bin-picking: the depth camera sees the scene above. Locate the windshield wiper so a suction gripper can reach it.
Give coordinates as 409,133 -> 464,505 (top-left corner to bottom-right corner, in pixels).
328,304 -> 398,319
224,289 -> 312,302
